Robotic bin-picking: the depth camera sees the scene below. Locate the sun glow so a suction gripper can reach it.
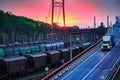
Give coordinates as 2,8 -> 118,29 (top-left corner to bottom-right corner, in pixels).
47,15 -> 79,27
58,20 -> 64,26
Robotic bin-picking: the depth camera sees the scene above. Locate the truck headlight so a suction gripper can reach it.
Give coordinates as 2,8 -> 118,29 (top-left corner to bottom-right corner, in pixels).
108,46 -> 111,48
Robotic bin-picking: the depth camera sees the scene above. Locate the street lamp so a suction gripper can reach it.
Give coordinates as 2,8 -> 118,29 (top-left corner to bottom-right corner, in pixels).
70,34 -> 72,59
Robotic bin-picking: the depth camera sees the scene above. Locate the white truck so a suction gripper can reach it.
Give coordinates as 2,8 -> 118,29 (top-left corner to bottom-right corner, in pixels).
101,34 -> 115,51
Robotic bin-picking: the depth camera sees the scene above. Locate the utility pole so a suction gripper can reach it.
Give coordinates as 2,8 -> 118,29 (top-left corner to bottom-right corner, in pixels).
94,16 -> 96,28
70,34 -> 72,59
107,15 -> 109,27
110,21 -> 113,34
93,16 -> 96,43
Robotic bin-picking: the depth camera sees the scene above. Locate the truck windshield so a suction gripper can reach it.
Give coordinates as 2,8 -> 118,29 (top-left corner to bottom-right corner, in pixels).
103,41 -> 110,44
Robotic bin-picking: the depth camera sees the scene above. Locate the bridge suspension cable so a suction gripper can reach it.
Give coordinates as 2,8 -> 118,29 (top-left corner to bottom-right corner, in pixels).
46,0 -> 88,28
66,0 -> 88,28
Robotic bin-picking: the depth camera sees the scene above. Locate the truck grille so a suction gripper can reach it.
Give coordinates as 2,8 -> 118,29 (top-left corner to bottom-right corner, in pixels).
103,46 -> 108,48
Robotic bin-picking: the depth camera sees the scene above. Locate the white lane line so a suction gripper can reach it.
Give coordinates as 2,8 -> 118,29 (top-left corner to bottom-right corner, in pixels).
82,39 -> 120,80
62,47 -> 101,80
111,57 -> 120,70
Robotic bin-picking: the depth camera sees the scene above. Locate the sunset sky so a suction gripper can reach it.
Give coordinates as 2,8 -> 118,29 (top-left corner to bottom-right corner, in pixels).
0,0 -> 120,28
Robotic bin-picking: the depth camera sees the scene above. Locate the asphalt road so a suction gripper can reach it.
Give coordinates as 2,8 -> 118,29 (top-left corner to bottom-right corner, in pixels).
60,27 -> 120,80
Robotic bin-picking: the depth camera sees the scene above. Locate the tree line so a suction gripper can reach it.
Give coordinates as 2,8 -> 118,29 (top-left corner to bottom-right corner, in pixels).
0,10 -> 51,44
0,10 -> 106,45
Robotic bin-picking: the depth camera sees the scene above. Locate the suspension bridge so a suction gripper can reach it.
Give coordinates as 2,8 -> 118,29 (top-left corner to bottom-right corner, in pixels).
42,20 -> 120,80
0,0 -> 120,80
42,0 -> 120,80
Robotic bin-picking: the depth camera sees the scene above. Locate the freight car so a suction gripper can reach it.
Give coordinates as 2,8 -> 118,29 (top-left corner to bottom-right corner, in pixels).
58,46 -> 84,63
68,47 -> 78,58
45,42 -> 64,51
58,48 -> 70,63
0,56 -> 26,79
24,53 -> 47,71
19,46 -> 31,56
30,45 -> 40,53
14,47 -> 21,56
81,42 -> 91,49
4,47 -> 14,57
0,42 -> 65,58
39,44 -> 46,52
46,44 -> 52,51
74,46 -> 81,53
45,50 -> 62,67
64,42 -> 70,48
69,46 -> 83,58
0,41 -> 86,79
0,48 -> 5,58
58,42 -> 64,49
51,43 -> 57,50
3,47 -> 21,57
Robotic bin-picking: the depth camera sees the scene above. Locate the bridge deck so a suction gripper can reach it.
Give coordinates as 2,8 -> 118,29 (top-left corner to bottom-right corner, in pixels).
57,28 -> 120,80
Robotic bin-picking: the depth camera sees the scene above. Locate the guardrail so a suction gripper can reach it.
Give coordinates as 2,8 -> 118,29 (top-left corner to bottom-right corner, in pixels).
42,39 -> 102,80
112,66 -> 120,80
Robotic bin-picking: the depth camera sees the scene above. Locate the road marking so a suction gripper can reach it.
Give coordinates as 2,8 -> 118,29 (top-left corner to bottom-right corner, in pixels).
62,47 -> 101,80
100,76 -> 105,80
111,57 -> 120,70
82,39 -> 120,80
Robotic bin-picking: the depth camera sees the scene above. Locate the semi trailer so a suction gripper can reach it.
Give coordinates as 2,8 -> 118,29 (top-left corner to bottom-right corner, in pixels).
101,34 -> 115,51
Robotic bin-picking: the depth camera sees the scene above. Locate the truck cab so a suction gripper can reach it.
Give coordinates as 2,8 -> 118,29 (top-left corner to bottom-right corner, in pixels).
101,34 -> 115,51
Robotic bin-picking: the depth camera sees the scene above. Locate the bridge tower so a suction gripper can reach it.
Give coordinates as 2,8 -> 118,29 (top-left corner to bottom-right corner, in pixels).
51,0 -> 66,27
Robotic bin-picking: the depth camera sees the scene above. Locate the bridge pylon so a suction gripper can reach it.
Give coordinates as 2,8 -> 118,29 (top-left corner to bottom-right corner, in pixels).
51,0 -> 66,27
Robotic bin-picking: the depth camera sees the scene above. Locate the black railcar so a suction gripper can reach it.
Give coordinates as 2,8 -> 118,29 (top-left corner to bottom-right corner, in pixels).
24,53 -> 47,71
45,50 -> 61,66
58,48 -> 70,63
0,56 -> 26,79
